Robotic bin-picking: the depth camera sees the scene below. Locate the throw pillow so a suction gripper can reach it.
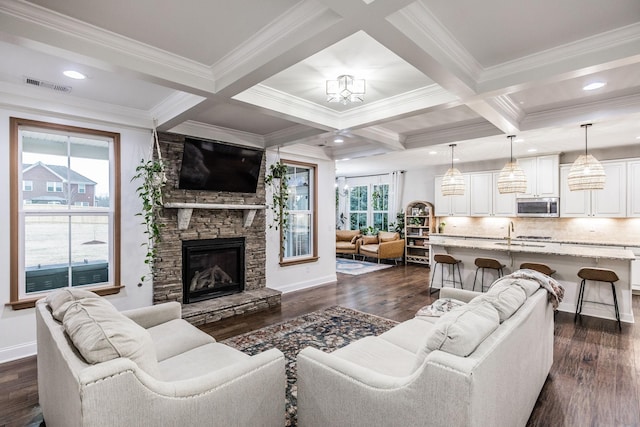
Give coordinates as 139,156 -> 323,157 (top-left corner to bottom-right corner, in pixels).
426,302 -> 500,357
470,285 -> 526,323
63,298 -> 160,377
350,235 -> 360,244
378,231 -> 399,242
489,276 -> 538,297
416,298 -> 466,318
45,288 -> 100,321
361,235 -> 378,245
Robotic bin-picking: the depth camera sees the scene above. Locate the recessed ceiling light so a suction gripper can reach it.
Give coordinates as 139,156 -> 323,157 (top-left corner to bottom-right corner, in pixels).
583,82 -> 605,91
453,158 -> 459,162
636,136 -> 640,140
527,148 -> 537,153
515,138 -> 524,143
341,158 -> 350,161
334,138 -> 344,143
63,70 -> 86,80
429,151 -> 437,155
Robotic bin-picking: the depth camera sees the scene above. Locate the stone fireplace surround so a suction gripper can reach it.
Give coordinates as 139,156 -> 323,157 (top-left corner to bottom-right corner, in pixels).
152,132 -> 281,325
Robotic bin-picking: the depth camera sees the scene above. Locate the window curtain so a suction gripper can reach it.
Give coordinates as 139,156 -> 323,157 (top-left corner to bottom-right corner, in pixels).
389,170 -> 405,219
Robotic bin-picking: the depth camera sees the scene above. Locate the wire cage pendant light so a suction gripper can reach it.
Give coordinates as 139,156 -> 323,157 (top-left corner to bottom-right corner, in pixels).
326,75 -> 365,105
568,123 -> 606,191
497,135 -> 527,194
441,144 -> 465,196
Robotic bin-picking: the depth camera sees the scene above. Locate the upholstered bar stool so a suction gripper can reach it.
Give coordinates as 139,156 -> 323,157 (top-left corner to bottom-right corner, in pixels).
473,258 -> 505,292
574,267 -> 621,330
431,254 -> 463,290
520,262 -> 556,276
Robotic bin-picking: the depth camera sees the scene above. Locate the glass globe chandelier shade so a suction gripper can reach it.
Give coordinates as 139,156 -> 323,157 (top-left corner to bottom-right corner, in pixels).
568,124 -> 606,191
497,135 -> 527,194
441,144 -> 465,196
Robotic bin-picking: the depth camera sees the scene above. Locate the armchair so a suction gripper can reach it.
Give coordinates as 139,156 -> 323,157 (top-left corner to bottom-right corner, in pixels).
358,231 -> 404,263
336,230 -> 362,257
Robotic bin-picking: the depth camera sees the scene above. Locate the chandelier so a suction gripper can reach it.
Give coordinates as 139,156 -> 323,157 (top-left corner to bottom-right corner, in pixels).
441,144 -> 465,196
326,75 -> 365,105
497,135 -> 527,194
568,123 -> 606,191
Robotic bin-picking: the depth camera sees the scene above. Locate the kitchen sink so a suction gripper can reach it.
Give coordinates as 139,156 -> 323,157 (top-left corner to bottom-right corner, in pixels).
494,242 -> 546,248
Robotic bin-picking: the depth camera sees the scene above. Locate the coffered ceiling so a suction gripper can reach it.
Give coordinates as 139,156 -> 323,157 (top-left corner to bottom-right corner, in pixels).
1,0 -> 639,176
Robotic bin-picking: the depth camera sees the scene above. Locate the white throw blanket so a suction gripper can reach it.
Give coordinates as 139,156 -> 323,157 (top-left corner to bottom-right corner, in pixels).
493,269 -> 565,310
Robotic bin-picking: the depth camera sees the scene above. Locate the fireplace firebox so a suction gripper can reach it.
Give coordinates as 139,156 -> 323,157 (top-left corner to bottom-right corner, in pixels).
182,238 -> 245,304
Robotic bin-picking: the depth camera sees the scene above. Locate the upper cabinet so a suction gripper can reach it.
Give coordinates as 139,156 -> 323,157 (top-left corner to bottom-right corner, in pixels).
469,172 -> 515,217
628,160 -> 640,217
434,175 -> 470,216
560,161 -> 627,217
517,155 -> 560,198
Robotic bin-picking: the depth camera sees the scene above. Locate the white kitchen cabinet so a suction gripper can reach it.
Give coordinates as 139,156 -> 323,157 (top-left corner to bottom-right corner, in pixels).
517,155 -> 559,198
560,161 -> 627,217
629,248 -> 640,293
628,160 -> 640,217
469,172 -> 515,217
434,174 -> 470,216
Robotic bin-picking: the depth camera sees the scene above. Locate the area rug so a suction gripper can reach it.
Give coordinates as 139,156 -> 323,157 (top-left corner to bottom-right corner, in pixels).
221,306 -> 398,427
335,257 -> 394,275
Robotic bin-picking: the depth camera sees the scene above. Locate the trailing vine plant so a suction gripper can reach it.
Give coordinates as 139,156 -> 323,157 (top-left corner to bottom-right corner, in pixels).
132,127 -> 166,283
264,160 -> 290,234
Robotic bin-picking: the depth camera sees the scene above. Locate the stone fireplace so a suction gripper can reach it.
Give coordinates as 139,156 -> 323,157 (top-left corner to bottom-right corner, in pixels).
151,132 -> 281,325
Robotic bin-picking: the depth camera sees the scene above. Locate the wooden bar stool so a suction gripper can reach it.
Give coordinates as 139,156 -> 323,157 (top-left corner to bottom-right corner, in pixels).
574,267 -> 621,330
520,262 -> 556,276
431,254 -> 463,289
473,258 -> 505,292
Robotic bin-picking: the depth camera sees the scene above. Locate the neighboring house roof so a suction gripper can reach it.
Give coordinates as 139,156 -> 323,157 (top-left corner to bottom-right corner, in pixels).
23,162 -> 97,185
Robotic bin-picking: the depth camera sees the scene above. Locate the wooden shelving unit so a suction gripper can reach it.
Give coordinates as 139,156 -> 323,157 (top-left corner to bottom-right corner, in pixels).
404,200 -> 434,266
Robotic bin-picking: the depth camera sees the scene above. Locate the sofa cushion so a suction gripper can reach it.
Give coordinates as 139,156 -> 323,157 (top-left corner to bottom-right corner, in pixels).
63,298 -> 160,377
379,318 -> 436,354
360,244 -> 379,254
350,234 -> 360,244
46,288 -> 100,321
416,298 -> 466,318
336,230 -> 360,242
426,302 -> 500,357
489,276 -> 539,297
473,285 -> 527,323
157,342 -> 250,382
147,318 -> 216,361
378,231 -> 399,242
361,235 -> 378,245
332,336 -> 419,377
336,241 -> 357,250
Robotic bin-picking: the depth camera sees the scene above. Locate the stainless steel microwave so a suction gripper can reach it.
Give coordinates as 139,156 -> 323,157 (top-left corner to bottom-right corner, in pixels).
516,198 -> 559,217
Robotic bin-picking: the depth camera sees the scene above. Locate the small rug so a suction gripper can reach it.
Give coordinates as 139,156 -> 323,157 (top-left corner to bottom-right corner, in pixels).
221,306 -> 398,427
335,257 -> 394,275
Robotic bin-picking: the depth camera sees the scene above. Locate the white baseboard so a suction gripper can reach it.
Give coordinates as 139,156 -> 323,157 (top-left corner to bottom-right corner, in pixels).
0,341 -> 37,364
274,274 -> 337,294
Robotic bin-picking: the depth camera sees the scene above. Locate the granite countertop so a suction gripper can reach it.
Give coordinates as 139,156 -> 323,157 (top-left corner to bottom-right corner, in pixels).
432,233 -> 640,249
429,236 -> 636,260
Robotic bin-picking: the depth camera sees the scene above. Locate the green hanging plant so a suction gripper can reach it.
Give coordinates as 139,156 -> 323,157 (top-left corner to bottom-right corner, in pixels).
264,161 -> 290,233
132,156 -> 166,283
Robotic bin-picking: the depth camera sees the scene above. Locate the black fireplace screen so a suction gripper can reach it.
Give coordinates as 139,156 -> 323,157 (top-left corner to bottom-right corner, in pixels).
182,238 -> 245,304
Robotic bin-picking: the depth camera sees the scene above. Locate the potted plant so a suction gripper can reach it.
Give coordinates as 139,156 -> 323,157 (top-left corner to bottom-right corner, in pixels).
265,161 -> 290,232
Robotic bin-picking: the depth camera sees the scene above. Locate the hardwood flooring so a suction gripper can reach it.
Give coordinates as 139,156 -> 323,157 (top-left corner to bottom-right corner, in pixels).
1,263 -> 639,426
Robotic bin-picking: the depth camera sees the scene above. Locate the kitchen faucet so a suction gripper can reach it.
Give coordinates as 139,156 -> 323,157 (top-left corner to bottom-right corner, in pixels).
505,221 -> 515,245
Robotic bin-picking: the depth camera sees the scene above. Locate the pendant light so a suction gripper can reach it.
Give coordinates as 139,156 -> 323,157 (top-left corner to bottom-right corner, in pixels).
567,123 -> 605,191
441,144 -> 465,196
497,135 -> 527,194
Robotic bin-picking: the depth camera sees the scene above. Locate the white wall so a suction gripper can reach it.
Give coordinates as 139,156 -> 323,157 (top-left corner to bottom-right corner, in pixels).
0,108 -> 152,362
402,168 -> 435,211
265,150 -> 337,293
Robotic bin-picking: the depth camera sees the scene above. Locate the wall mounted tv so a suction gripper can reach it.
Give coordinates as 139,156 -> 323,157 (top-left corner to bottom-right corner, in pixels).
178,137 -> 264,193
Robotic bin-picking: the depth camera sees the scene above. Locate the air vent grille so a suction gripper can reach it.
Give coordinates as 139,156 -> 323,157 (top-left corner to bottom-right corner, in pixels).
24,76 -> 72,93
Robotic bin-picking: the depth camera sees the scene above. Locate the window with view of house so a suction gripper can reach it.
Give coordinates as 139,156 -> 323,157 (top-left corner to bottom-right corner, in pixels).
9,117 -> 121,309
280,160 -> 318,265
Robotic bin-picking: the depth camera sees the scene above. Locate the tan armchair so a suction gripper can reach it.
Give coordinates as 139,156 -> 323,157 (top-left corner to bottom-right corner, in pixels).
336,230 -> 362,257
359,231 -> 404,264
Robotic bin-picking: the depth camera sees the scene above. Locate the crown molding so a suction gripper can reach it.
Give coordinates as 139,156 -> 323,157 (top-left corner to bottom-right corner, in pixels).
150,91 -> 207,127
263,124 -> 326,147
168,120 -> 265,148
404,121 -> 501,149
479,22 -> 640,92
350,126 -> 405,151
0,0 -> 215,91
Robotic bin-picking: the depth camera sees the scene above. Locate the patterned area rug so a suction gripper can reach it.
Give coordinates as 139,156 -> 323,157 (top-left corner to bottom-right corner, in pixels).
335,257 -> 394,275
221,306 -> 398,427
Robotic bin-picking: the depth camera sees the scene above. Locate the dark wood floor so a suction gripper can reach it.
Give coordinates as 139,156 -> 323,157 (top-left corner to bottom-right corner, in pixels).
2,263 -> 639,426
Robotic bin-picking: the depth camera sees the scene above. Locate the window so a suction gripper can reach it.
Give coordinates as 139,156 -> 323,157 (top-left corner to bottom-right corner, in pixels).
78,183 -> 86,193
347,182 -> 390,233
46,181 -> 63,192
9,117 -> 122,309
372,184 -> 389,231
23,180 -> 33,191
349,186 -> 368,231
280,160 -> 317,265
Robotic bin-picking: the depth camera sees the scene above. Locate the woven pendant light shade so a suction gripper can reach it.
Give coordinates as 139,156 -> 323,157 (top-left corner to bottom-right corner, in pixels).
497,135 -> 527,194
568,124 -> 605,191
441,144 -> 465,196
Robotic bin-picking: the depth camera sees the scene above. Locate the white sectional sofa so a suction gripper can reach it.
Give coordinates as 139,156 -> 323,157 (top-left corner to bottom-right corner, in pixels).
36,289 -> 285,427
297,273 -> 556,427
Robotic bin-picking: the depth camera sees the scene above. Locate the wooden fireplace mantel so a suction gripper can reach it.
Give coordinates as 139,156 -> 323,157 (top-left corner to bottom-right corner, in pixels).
163,202 -> 266,230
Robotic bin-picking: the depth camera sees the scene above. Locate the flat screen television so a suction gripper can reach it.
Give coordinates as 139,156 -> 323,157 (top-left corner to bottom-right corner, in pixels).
178,137 -> 264,193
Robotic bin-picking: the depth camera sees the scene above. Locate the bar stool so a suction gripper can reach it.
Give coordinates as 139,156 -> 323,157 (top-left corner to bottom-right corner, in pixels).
574,267 -> 621,330
431,254 -> 463,289
520,262 -> 556,276
473,258 -> 505,292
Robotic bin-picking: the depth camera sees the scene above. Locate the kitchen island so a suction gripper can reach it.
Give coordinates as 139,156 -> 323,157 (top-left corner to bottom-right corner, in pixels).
429,235 -> 636,323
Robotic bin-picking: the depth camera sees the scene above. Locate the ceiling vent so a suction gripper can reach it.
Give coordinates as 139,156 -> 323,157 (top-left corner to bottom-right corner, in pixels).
23,76 -> 72,94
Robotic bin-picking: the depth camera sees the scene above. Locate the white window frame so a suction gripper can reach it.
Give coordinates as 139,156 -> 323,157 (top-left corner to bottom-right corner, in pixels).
78,183 -> 86,194
23,180 -> 33,191
46,181 -> 63,192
